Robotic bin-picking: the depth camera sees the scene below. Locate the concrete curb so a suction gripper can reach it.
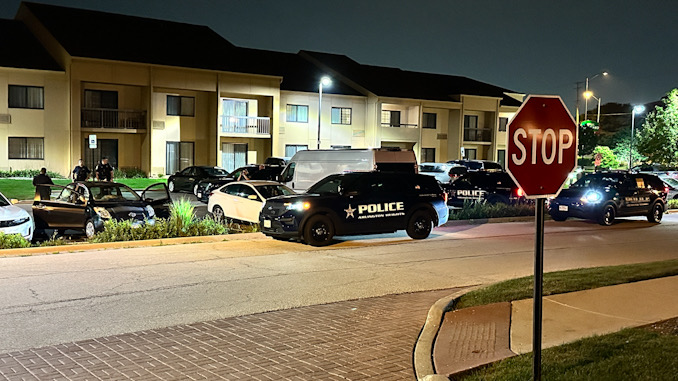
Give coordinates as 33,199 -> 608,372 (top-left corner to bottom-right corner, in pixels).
0,232 -> 266,257
413,287 -> 480,381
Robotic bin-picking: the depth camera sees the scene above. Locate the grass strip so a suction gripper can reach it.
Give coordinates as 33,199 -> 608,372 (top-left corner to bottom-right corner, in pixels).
456,259 -> 678,309
459,327 -> 678,380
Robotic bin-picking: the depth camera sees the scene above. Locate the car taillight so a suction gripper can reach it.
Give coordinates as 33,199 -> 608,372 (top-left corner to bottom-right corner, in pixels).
516,187 -> 525,197
665,186 -> 670,194
443,191 -> 448,203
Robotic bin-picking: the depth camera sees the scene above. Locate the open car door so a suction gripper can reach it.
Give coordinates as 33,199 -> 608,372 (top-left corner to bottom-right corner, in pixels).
141,183 -> 172,219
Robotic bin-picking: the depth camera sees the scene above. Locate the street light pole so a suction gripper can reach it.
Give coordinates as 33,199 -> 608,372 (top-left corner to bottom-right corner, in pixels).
317,76 -> 332,150
629,105 -> 645,169
584,72 -> 608,123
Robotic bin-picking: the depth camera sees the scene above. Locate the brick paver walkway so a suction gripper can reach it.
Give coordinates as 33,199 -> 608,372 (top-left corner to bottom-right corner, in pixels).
0,289 -> 458,381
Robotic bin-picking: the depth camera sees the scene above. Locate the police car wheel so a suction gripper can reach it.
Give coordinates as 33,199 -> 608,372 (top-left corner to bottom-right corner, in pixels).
407,210 -> 433,240
647,203 -> 663,223
598,205 -> 615,226
168,180 -> 176,193
303,214 -> 335,246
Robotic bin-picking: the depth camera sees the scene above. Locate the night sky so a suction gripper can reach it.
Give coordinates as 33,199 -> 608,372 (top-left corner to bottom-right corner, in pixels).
3,0 -> 677,113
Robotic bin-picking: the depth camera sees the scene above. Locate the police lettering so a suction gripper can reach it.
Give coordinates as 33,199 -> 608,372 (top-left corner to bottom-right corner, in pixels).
358,202 -> 404,214
457,189 -> 485,199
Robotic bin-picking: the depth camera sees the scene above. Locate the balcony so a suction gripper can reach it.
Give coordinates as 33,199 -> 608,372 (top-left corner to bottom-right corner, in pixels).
464,127 -> 492,142
220,115 -> 270,136
82,108 -> 147,130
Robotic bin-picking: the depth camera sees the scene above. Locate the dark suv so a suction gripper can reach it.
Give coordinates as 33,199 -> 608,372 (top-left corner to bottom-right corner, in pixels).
549,171 -> 667,226
259,172 -> 449,246
444,171 -> 526,207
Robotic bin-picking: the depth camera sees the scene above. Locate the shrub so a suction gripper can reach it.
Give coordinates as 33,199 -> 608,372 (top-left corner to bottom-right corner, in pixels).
669,199 -> 678,209
113,167 -> 147,179
450,200 -> 535,220
170,198 -> 195,231
0,232 -> 31,249
0,169 -> 64,179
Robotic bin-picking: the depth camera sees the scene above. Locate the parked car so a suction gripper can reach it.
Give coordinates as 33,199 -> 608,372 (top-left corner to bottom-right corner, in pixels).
632,163 -> 678,179
264,156 -> 291,167
260,171 -> 449,246
32,182 -> 171,238
0,191 -> 34,242
443,171 -> 526,208
548,171 -> 667,226
167,166 -> 231,194
195,164 -> 285,203
447,159 -> 503,172
419,162 -> 463,183
208,181 -> 295,224
660,175 -> 678,200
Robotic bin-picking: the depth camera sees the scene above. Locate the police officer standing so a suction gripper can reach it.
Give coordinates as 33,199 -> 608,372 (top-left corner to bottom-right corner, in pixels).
32,167 -> 53,200
72,158 -> 91,181
95,157 -> 114,181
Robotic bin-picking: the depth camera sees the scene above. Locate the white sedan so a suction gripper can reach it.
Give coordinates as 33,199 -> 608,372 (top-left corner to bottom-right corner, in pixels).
0,191 -> 34,242
207,181 -> 295,223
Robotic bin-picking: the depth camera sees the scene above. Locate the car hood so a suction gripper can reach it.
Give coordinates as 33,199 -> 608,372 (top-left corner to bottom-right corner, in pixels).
0,205 -> 31,221
94,202 -> 149,217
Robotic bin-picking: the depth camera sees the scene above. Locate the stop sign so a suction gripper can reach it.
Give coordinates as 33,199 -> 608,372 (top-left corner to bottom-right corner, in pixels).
507,95 -> 578,198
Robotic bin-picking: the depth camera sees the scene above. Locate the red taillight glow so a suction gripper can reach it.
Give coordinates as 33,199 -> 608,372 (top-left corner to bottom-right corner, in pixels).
443,191 -> 448,203
516,187 -> 525,197
665,186 -> 670,194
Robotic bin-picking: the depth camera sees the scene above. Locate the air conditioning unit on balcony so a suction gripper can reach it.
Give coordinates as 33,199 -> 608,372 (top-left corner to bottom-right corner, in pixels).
152,120 -> 165,130
0,114 -> 11,124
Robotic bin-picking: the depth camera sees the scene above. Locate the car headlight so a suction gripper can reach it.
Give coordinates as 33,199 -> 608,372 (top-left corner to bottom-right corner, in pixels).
94,207 -> 112,219
145,205 -> 155,218
0,216 -> 30,227
284,201 -> 310,211
581,191 -> 603,204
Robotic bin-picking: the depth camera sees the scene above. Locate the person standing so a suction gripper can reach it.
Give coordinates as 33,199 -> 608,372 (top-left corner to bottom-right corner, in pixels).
32,167 -> 54,200
72,158 -> 91,181
95,157 -> 114,181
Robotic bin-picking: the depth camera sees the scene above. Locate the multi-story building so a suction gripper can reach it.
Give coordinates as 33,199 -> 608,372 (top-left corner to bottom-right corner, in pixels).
1,2 -> 523,177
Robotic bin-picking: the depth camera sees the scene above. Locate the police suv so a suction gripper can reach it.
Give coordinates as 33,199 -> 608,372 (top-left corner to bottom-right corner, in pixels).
549,171 -> 667,226
259,172 -> 449,246
444,171 -> 526,208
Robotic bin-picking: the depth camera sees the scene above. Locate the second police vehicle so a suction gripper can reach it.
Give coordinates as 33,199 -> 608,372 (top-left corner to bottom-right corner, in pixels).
259,171 -> 449,246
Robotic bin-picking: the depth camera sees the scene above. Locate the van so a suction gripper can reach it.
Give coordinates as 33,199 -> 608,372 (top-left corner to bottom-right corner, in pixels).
279,149 -> 418,191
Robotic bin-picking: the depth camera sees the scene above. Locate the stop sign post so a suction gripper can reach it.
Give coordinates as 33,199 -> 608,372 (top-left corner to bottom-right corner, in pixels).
506,95 -> 578,381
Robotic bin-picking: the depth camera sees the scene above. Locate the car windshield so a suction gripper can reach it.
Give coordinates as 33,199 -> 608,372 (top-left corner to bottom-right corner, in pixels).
0,194 -> 9,207
420,165 -> 445,173
662,177 -> 678,187
89,183 -> 141,201
255,184 -> 295,199
205,167 -> 229,176
571,174 -> 622,188
307,175 -> 346,195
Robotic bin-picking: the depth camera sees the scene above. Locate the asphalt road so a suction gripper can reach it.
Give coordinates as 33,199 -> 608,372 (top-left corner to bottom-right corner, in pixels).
1,215 -> 678,353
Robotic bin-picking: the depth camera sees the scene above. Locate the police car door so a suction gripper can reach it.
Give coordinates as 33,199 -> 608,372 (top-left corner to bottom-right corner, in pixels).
619,175 -> 648,214
342,174 -> 407,234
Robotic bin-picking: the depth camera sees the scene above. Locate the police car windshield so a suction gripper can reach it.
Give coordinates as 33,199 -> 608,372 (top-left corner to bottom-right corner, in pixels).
571,174 -> 622,188
255,185 -> 295,199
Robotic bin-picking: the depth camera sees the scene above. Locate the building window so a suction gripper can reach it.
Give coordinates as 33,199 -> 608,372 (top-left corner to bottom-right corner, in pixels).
167,95 -> 195,117
497,149 -> 506,169
285,144 -> 308,157
464,115 -> 478,129
331,145 -> 351,150
166,141 -> 194,174
498,117 -> 508,132
423,113 -> 437,129
84,89 -> 118,109
381,110 -> 401,127
464,148 -> 477,160
331,107 -> 352,125
8,137 -> 44,159
8,85 -> 44,109
421,148 -> 436,163
286,105 -> 308,122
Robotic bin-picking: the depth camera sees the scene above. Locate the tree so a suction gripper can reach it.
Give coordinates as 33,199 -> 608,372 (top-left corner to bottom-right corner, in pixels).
636,89 -> 678,166
612,134 -> 646,169
592,146 -> 618,169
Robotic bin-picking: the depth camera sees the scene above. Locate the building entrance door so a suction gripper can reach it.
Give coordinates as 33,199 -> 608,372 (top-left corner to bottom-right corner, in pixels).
84,138 -> 118,173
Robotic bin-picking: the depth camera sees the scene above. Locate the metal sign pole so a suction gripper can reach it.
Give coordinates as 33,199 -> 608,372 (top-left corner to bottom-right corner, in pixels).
533,198 -> 545,381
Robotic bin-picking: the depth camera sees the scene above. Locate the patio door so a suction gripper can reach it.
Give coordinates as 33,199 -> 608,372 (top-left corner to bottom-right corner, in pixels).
84,138 -> 118,171
222,143 -> 247,172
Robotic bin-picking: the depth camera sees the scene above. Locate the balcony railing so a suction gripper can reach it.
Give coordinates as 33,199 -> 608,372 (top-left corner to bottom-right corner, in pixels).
82,108 -> 147,129
381,123 -> 418,128
464,127 -> 492,142
220,115 -> 270,135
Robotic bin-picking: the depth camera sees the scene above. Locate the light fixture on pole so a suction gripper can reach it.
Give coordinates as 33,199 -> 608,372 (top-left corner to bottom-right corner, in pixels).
584,71 -> 608,123
629,104 -> 646,169
317,76 -> 332,150
584,92 -> 602,124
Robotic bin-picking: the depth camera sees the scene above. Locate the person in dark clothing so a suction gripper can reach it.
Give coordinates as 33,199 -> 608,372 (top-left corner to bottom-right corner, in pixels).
95,157 -> 114,181
32,167 -> 53,200
72,159 -> 91,181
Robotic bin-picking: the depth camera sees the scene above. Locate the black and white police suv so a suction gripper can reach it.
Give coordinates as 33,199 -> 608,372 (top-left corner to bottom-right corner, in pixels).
443,171 -> 526,208
259,171 -> 449,246
549,171 -> 668,226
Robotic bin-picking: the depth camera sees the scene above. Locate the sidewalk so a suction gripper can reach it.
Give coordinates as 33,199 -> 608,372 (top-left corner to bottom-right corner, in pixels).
421,275 -> 678,379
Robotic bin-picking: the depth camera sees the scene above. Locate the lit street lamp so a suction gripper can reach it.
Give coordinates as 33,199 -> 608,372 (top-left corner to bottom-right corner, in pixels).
317,76 -> 332,149
629,104 -> 646,169
583,91 -> 602,123
584,71 -> 608,122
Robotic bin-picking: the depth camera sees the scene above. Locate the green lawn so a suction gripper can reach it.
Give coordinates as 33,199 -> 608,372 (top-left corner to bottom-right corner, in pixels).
0,178 -> 166,201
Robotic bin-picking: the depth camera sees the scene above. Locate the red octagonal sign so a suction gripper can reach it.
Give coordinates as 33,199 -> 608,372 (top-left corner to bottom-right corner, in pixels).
507,95 -> 578,198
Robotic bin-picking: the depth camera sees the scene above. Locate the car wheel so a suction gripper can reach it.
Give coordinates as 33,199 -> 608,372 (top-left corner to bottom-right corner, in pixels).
84,219 -> 97,239
406,210 -> 433,239
598,205 -> 615,226
550,212 -> 567,222
303,214 -> 335,246
212,205 -> 225,222
647,202 -> 664,223
168,180 -> 176,193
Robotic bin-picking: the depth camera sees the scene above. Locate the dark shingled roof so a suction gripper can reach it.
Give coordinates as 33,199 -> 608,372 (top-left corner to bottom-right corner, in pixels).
21,2 -> 245,73
0,18 -> 62,71
301,50 -> 522,107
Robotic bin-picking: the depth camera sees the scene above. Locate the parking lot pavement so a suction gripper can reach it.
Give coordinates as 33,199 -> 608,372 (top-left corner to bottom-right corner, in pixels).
0,288 -> 458,381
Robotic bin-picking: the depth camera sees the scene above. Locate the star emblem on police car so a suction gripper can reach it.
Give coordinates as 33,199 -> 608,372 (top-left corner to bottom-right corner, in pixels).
344,204 -> 356,218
